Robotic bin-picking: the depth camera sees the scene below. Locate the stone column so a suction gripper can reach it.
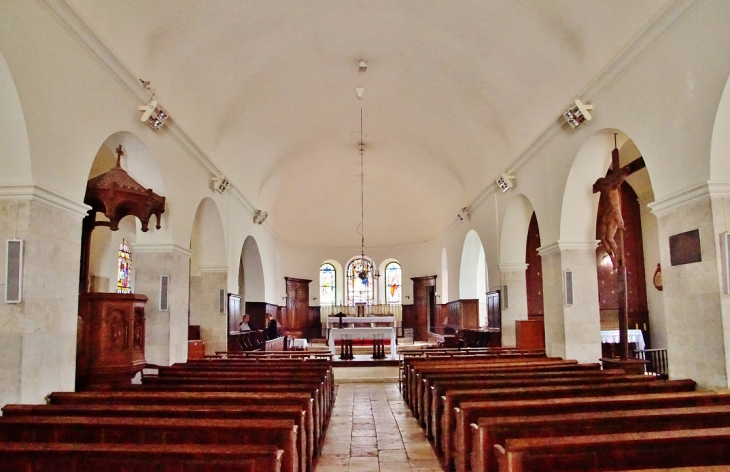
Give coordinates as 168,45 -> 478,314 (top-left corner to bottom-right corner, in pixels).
538,241 -> 602,363
498,263 -> 529,347
649,184 -> 730,389
132,244 -> 191,366
0,186 -> 88,405
189,265 -> 228,355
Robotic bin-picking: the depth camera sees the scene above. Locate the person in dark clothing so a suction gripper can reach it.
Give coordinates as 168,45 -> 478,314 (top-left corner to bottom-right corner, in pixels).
266,313 -> 278,340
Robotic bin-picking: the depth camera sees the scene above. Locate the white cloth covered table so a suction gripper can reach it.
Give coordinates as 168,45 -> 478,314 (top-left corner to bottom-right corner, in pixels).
290,338 -> 308,350
328,327 -> 397,360
326,316 -> 395,327
600,329 -> 646,351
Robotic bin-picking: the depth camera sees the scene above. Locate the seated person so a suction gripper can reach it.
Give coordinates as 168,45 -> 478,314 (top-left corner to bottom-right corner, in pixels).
266,313 -> 278,340
239,314 -> 252,332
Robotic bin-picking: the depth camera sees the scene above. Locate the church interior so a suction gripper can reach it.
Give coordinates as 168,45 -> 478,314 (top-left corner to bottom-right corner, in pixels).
3,1 -> 730,471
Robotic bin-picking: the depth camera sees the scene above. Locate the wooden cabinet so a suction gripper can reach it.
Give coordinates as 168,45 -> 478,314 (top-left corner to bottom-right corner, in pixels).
285,277 -> 311,339
411,275 -> 436,341
76,293 -> 147,389
443,299 -> 479,330
187,340 -> 205,360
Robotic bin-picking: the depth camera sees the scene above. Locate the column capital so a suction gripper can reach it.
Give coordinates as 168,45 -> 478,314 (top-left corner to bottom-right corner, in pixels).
0,183 -> 90,219
131,243 -> 193,258
537,240 -> 599,256
199,264 -> 229,273
498,263 -> 529,272
649,181 -> 730,217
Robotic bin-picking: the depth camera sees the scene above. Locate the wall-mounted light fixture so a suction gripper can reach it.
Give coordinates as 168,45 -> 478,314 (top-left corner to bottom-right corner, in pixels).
564,99 -> 593,129
138,80 -> 169,131
496,173 -> 515,192
212,176 -> 230,194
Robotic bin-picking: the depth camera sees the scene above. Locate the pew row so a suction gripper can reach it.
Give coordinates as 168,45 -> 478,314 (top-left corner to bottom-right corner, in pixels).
494,427 -> 730,472
443,379 -> 697,471
2,404 -> 310,472
0,443 -> 283,472
472,404 -> 730,472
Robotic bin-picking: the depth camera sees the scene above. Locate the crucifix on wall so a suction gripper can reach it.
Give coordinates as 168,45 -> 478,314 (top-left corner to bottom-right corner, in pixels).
592,134 -> 645,361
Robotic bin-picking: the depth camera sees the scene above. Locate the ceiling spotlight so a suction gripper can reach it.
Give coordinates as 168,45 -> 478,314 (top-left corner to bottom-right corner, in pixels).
212,176 -> 230,194
457,207 -> 469,221
359,59 -> 367,72
564,99 -> 593,129
253,210 -> 268,225
497,173 -> 515,192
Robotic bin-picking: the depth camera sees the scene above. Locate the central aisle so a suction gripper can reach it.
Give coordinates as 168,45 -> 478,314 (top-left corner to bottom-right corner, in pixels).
316,383 -> 443,472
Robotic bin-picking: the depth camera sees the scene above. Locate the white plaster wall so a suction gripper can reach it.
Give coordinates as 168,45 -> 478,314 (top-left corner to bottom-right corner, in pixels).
499,266 -> 528,348
189,270 -> 227,355
654,193 -> 728,389
639,199 -> 667,349
133,248 -> 191,366
0,198 -> 83,405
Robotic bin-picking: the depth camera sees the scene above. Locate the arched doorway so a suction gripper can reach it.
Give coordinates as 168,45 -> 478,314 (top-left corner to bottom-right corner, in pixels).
238,235 -> 266,327
460,229 -> 488,327
190,198 -> 227,354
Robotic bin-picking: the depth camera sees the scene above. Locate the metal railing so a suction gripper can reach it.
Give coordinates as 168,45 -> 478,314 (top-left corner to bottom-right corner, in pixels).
634,348 -> 669,378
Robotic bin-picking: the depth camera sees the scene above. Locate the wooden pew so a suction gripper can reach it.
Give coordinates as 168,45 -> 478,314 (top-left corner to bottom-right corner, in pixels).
405,358 -> 578,409
0,443 -> 283,472
3,403 -> 310,472
451,391 -> 730,472
428,374 -> 653,447
472,404 -> 730,472
128,381 -> 328,442
0,416 -> 299,472
494,427 -> 730,472
408,360 -> 593,416
48,391 -> 318,456
421,369 -> 625,437
443,379 -> 698,471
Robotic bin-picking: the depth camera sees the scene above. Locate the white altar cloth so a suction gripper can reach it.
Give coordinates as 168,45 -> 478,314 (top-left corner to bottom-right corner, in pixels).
600,329 -> 646,351
328,327 -> 397,360
326,316 -> 395,327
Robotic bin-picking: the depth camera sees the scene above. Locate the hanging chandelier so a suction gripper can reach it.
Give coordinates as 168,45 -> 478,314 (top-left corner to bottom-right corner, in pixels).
356,109 -> 379,282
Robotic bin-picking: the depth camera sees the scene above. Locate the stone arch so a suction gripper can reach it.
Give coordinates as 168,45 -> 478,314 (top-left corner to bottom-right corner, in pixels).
711,73 -> 730,182
239,235 -> 266,304
189,197 -> 228,354
0,48 -> 31,185
500,194 -> 535,265
460,229 -> 488,326
190,198 -> 227,275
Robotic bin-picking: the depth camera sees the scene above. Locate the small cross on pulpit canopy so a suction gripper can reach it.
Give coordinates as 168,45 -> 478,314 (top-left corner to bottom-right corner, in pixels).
115,145 -> 124,167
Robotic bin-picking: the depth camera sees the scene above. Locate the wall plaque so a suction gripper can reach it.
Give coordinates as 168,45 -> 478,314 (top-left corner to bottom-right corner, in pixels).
669,229 -> 702,266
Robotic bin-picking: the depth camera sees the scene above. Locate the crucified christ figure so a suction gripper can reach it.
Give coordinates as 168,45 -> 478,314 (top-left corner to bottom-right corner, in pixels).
593,166 -> 631,270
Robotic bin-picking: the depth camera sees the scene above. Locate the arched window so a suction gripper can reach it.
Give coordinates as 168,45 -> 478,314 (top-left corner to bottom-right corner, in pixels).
346,257 -> 374,305
319,263 -> 336,306
385,261 -> 402,304
117,239 -> 132,293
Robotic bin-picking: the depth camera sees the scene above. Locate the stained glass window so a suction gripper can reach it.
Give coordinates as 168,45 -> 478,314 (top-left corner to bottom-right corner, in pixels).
117,239 -> 132,293
385,262 -> 402,304
320,263 -> 336,306
346,257 -> 374,305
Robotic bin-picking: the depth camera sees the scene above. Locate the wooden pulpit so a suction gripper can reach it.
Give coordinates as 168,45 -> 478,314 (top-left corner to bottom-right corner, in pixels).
76,293 -> 148,389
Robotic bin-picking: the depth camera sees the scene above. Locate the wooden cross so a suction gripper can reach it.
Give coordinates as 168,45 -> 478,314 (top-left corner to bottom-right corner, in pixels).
592,134 -> 645,360
115,145 -> 124,167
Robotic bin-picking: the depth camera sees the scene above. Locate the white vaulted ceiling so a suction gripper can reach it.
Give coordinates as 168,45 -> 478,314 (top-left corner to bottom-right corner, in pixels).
67,0 -> 671,248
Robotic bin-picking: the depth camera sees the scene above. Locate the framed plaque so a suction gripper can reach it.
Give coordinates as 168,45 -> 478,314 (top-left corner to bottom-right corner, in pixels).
669,229 -> 702,266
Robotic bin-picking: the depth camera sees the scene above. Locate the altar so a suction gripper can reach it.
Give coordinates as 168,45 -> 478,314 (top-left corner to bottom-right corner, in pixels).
328,327 -> 397,360
600,329 -> 646,351
326,315 -> 395,328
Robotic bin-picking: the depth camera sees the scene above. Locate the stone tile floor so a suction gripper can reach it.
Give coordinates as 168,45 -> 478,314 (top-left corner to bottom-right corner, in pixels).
316,383 -> 443,471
